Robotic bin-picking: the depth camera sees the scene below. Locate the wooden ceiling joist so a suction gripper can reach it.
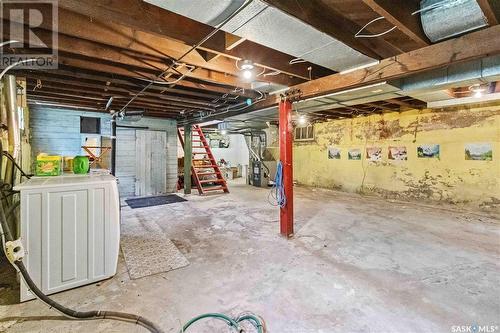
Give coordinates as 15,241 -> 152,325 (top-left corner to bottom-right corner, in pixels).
361,0 -> 430,47
261,0 -> 400,59
246,25 -> 500,113
5,8 -> 302,86
56,0 -> 332,80
476,0 -> 499,26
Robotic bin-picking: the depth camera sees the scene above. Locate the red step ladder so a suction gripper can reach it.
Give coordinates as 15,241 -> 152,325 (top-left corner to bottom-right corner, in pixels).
178,125 -> 229,195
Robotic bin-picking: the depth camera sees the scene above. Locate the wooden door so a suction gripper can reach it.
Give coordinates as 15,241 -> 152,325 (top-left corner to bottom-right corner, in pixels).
135,130 -> 167,196
115,128 -> 137,197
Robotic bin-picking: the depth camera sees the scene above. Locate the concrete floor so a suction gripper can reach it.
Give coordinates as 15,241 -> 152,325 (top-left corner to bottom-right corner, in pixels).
1,180 -> 499,333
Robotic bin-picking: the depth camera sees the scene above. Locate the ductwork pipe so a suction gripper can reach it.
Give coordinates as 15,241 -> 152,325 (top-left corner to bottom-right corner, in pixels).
5,75 -> 20,160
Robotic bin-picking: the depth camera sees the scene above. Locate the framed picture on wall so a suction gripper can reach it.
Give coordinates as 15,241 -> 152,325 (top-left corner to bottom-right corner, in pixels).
366,147 -> 382,161
465,143 -> 492,161
328,146 -> 341,159
388,146 -> 408,161
348,149 -> 361,160
417,144 -> 440,158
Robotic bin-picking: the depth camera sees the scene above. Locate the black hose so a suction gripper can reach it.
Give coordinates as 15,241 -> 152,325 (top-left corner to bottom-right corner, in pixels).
0,192 -> 163,333
14,262 -> 161,332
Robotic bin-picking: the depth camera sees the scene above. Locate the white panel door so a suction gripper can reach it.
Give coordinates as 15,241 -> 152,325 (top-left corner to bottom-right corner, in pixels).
135,130 -> 167,196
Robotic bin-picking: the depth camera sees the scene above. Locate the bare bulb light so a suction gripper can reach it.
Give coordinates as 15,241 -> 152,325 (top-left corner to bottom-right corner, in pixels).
220,129 -> 227,135
242,70 -> 253,80
298,115 -> 307,125
473,90 -> 483,98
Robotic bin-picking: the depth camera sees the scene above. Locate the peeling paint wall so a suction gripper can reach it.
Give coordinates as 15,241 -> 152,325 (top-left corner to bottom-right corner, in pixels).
292,104 -> 500,212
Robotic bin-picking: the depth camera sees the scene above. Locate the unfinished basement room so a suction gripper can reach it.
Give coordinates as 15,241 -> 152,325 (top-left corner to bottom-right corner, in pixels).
0,1 -> 499,332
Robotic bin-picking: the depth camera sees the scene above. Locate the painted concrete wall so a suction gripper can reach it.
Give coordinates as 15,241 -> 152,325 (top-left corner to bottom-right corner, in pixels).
211,134 -> 249,167
291,104 -> 500,211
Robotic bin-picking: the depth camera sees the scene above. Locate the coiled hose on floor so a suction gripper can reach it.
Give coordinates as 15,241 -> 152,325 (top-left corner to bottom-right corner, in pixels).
180,312 -> 266,333
0,189 -> 266,333
0,198 -> 164,332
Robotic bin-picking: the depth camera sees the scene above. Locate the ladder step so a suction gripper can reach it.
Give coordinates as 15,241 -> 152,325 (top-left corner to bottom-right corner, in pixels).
193,159 -> 211,162
202,186 -> 226,192
199,179 -> 225,184
194,165 -> 218,168
198,172 -> 218,176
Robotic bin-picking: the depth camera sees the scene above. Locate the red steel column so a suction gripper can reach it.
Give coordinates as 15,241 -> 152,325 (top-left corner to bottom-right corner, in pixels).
279,99 -> 294,237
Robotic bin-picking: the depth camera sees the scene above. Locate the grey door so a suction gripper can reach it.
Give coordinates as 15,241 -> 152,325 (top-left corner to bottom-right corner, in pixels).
135,130 -> 167,196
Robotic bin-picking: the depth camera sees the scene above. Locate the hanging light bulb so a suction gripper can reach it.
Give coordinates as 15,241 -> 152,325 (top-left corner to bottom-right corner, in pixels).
298,114 -> 307,125
242,70 -> 253,80
220,129 -> 228,135
239,60 -> 255,81
469,83 -> 486,98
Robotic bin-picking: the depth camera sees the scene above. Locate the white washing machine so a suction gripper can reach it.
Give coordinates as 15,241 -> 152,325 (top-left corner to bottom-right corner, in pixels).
14,174 -> 120,302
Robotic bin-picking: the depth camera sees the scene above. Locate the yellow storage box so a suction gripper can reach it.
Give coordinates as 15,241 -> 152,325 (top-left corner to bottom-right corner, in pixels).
35,154 -> 62,176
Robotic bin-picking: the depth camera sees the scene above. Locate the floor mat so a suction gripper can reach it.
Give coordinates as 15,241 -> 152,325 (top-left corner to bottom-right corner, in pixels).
121,223 -> 189,279
125,194 -> 187,209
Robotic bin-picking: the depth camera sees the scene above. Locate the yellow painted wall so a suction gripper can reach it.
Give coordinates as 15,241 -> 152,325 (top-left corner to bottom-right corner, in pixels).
291,104 -> 500,212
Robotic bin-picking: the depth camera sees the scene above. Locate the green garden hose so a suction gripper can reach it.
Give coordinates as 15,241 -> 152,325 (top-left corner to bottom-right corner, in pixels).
180,312 -> 266,333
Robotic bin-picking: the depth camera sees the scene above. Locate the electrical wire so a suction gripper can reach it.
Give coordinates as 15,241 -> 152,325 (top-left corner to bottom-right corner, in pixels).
0,58 -> 39,81
0,40 -> 20,48
355,16 -> 396,38
118,0 -> 255,113
268,160 -> 286,208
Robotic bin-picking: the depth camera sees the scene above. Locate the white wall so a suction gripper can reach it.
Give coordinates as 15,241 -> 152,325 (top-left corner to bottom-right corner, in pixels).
211,134 -> 249,167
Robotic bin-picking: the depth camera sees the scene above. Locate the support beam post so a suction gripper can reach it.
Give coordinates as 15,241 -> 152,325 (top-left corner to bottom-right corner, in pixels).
183,125 -> 192,194
279,99 -> 294,237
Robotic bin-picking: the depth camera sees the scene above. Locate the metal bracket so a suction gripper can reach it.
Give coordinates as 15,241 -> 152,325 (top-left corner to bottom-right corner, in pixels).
280,89 -> 302,103
5,239 -> 25,264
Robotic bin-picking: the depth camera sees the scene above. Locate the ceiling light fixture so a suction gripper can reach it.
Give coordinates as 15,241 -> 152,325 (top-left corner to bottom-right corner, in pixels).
298,114 -> 307,126
469,83 -> 486,98
237,59 -> 256,81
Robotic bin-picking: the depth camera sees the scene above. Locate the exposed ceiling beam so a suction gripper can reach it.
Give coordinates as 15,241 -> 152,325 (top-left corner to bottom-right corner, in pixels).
216,25 -> 500,121
261,0 -> 400,59
19,70 -> 231,101
56,0 -> 332,80
6,7 -> 301,86
26,78 -> 225,107
476,0 -> 499,25
28,84 -> 226,111
361,0 -> 430,47
4,21 -> 252,89
52,55 -> 249,97
386,98 -> 425,109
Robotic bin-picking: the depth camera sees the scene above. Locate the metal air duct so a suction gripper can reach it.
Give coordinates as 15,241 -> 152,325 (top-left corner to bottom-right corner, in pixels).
419,0 -> 488,42
145,0 -> 376,72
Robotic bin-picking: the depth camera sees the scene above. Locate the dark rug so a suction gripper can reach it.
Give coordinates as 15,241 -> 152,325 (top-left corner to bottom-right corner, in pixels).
125,194 -> 187,209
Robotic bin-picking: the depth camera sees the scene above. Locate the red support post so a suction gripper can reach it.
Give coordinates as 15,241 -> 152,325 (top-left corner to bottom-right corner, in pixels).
279,99 -> 294,237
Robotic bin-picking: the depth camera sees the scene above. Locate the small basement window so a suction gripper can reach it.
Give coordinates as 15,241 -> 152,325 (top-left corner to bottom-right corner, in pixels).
294,124 -> 314,141
80,116 -> 101,134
